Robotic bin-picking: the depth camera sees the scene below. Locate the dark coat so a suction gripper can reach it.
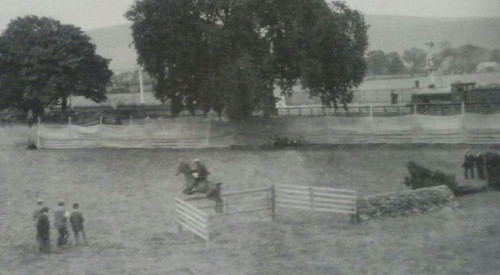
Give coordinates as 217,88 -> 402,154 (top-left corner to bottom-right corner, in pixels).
69,210 -> 84,231
193,163 -> 210,179
37,213 -> 50,239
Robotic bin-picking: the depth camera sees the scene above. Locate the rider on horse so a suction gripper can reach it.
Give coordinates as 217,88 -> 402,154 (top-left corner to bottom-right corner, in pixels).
190,158 -> 210,192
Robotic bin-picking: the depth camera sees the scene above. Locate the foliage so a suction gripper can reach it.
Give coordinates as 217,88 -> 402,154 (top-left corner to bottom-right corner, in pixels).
485,152 -> 500,190
126,0 -> 368,121
404,161 -> 458,193
268,134 -> 305,149
0,16 -> 112,115
385,51 -> 405,75
402,48 -> 427,76
366,50 -> 386,76
432,44 -> 495,74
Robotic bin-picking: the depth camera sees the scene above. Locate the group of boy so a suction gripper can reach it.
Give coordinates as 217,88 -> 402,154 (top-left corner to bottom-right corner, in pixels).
33,199 -> 87,253
463,149 -> 486,180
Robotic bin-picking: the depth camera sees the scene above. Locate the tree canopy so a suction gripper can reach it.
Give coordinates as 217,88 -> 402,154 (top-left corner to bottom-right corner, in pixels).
126,0 -> 368,120
0,16 -> 112,114
403,47 -> 427,76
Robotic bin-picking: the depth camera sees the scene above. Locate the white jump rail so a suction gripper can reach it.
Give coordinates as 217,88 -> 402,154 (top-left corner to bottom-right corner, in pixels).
275,184 -> 357,220
175,197 -> 210,247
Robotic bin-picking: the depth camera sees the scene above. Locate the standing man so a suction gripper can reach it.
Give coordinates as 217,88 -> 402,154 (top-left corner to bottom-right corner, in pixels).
37,207 -> 50,253
69,203 -> 88,246
54,200 -> 69,247
463,149 -> 475,179
33,199 -> 44,222
191,158 -> 210,191
476,151 -> 486,180
33,199 -> 44,243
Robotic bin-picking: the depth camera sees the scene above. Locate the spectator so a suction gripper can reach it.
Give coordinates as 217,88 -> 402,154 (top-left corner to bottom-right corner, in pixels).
54,200 -> 69,247
476,151 -> 485,180
462,149 -> 475,179
37,207 -> 50,253
69,203 -> 88,246
33,199 -> 44,243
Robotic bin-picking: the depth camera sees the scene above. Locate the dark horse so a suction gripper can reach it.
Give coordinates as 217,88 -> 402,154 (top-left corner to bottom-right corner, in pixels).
176,162 -> 223,213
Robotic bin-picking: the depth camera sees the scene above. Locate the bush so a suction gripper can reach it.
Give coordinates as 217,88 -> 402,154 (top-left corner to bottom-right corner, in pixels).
404,161 -> 458,193
485,152 -> 500,190
268,135 -> 305,149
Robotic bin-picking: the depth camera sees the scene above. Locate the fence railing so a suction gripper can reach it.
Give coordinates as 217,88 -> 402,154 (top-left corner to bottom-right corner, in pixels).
275,184 -> 357,215
175,197 -> 210,247
175,184 -> 357,247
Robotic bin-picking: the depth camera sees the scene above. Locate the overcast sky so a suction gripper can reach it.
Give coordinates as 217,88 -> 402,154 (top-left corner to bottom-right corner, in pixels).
0,0 -> 498,32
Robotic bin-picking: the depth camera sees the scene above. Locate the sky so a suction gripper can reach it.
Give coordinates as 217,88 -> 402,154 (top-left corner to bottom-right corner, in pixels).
0,0 -> 498,32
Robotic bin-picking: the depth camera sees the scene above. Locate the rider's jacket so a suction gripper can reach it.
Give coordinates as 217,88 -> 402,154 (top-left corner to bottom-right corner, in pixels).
193,163 -> 209,179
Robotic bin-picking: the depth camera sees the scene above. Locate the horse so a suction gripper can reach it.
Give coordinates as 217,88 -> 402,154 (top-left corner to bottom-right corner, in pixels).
175,162 -> 223,213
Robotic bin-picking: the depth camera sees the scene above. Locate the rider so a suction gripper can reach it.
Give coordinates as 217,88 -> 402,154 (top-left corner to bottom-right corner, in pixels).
191,158 -> 210,191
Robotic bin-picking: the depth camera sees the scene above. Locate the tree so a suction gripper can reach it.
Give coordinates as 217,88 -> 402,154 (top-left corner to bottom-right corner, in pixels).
385,51 -> 405,75
403,47 -> 427,76
126,0 -> 368,120
366,50 -> 386,77
0,16 -> 112,115
490,49 -> 500,63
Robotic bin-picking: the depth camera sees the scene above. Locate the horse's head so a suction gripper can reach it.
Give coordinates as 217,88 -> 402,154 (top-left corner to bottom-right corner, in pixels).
176,162 -> 190,176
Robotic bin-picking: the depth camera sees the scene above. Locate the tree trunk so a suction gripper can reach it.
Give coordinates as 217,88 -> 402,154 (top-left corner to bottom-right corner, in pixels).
61,96 -> 68,114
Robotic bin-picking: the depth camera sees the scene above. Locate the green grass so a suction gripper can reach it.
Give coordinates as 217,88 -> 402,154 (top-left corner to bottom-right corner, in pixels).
1,125 -> 499,274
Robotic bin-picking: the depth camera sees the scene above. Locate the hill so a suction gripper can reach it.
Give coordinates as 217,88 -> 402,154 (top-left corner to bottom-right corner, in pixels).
86,15 -> 500,73
366,15 -> 500,53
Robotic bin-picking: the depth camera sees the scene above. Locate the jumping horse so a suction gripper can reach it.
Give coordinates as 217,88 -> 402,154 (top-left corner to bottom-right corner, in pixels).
176,162 -> 223,213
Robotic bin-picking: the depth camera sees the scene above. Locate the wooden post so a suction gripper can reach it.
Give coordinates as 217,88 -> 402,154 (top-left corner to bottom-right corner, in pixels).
205,217 -> 210,249
36,116 -> 41,148
68,116 -> 72,126
413,104 -> 417,115
99,115 -> 103,125
461,101 -> 466,143
270,185 -> 276,221
129,115 -> 133,125
309,186 -> 314,211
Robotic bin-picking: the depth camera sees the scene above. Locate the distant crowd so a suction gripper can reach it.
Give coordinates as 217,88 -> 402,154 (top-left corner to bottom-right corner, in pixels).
33,200 -> 87,253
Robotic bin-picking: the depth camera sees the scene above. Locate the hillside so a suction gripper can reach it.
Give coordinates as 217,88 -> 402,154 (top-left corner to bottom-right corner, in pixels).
366,15 -> 500,53
86,15 -> 500,73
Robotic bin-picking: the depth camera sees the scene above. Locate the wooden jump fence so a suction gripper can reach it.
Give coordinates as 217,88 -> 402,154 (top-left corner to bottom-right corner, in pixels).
175,184 -> 357,247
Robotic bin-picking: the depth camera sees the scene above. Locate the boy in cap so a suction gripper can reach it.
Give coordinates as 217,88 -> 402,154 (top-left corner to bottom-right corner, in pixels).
54,200 -> 69,247
69,203 -> 88,245
37,207 -> 50,253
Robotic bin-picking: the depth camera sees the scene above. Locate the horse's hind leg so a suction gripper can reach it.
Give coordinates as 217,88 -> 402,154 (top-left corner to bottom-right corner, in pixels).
216,197 -> 223,214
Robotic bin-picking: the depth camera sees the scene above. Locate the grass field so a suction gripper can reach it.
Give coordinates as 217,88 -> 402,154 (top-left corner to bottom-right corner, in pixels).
1,125 -> 500,274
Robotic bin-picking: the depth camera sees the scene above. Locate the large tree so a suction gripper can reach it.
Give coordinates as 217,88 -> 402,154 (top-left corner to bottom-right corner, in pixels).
403,47 -> 427,77
126,0 -> 368,120
385,51 -> 405,75
366,50 -> 386,77
0,16 -> 112,115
